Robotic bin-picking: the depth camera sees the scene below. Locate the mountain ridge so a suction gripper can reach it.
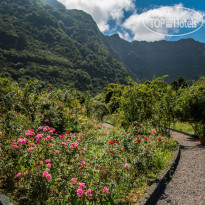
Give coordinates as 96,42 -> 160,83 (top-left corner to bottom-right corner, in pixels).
0,0 -> 129,93
0,0 -> 204,92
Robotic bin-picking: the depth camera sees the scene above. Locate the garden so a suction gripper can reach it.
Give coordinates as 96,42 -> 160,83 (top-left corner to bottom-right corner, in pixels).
0,76 -> 204,204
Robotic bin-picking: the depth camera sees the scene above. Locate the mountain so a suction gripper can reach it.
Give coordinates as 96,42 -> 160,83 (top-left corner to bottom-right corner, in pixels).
0,0 -> 204,92
0,0 -> 129,93
103,35 -> 205,82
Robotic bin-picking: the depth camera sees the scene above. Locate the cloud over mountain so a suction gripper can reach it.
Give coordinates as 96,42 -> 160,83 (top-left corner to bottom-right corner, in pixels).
58,0 -> 135,32
58,1 -> 205,41
122,4 -> 204,41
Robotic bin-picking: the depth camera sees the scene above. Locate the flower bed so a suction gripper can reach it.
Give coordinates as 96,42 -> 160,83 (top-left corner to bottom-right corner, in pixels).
0,125 -> 177,204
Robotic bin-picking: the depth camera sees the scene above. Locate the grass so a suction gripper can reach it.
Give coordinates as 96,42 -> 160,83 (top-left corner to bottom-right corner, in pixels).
171,122 -> 195,135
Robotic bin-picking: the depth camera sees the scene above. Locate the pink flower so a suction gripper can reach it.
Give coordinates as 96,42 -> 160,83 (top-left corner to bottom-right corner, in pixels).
103,187 -> 109,194
78,139 -> 81,142
43,171 -> 48,176
45,119 -> 50,124
24,172 -> 28,175
74,142 -> 79,149
79,182 -> 86,188
140,123 -> 143,126
47,164 -> 52,169
61,142 -> 66,146
81,161 -> 86,166
16,83 -> 19,85
67,139 -> 70,142
124,163 -> 130,169
25,130 -> 35,136
39,161 -> 43,165
82,147 -> 86,151
44,135 -> 53,140
55,150 -> 59,154
71,178 -> 77,184
0,132 -> 2,135
70,146 -> 74,149
87,188 -> 91,196
30,143 -> 35,147
151,129 -> 157,134
94,124 -> 97,127
49,143 -> 53,147
45,159 -> 51,163
38,126 -> 43,130
46,174 -> 52,180
35,134 -> 44,140
16,173 -> 21,178
98,125 -> 101,128
28,147 -> 34,151
17,137 -> 28,145
77,188 -> 84,197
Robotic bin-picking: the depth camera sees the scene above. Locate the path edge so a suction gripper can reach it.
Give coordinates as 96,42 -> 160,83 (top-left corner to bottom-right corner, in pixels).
169,128 -> 198,139
136,144 -> 181,205
0,194 -> 13,205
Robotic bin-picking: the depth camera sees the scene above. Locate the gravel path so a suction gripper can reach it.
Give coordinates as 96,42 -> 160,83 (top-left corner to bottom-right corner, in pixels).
157,131 -> 205,205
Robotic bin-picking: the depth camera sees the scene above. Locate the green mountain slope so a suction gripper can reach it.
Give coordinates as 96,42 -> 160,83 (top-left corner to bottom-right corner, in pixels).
0,0 -> 129,92
0,0 -> 204,92
103,34 -> 205,82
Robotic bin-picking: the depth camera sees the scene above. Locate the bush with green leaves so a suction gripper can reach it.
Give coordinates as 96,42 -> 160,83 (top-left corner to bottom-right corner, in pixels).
100,77 -> 177,136
176,76 -> 205,136
0,122 -> 177,204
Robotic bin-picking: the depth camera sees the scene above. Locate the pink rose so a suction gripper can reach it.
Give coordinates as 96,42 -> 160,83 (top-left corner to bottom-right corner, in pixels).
45,159 -> 51,163
77,188 -> 84,197
71,178 -> 77,184
16,173 -> 21,178
47,164 -> 51,169
124,163 -> 130,169
28,147 -> 34,151
46,174 -> 52,180
43,171 -> 49,176
103,187 -> 109,194
87,188 -> 91,196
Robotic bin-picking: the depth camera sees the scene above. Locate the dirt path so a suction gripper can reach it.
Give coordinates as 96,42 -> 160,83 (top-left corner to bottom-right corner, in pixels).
102,122 -> 114,129
157,131 -> 205,205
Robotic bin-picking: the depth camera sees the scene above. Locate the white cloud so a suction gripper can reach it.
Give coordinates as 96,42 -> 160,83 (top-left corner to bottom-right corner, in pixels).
58,0 -> 135,32
118,31 -> 132,42
123,4 -> 205,41
57,1 -> 205,41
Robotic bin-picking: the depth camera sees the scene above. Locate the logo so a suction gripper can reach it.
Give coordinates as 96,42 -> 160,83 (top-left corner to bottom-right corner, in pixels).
143,7 -> 204,36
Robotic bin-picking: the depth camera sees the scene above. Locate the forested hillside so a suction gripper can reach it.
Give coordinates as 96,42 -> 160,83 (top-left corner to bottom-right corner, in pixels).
103,35 -> 205,82
0,0 -> 129,92
0,0 -> 204,92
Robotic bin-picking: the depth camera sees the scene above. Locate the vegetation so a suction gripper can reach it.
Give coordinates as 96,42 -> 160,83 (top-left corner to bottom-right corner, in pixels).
0,0 -> 128,93
171,122 -> 195,135
104,35 -> 205,83
0,0 -> 205,203
0,0 -> 205,93
0,76 -> 204,204
93,76 -> 177,137
175,76 -> 205,136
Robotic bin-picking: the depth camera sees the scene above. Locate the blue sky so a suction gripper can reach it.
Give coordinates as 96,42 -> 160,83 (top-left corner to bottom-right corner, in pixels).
58,0 -> 205,42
